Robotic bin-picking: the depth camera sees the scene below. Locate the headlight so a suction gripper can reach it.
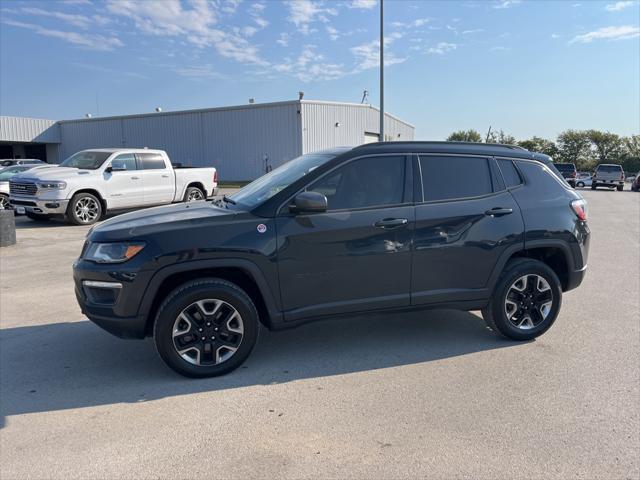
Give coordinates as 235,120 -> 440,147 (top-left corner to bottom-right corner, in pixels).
38,181 -> 67,189
84,242 -> 145,263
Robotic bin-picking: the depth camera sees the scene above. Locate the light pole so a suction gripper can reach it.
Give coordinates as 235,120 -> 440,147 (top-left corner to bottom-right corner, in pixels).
379,0 -> 384,142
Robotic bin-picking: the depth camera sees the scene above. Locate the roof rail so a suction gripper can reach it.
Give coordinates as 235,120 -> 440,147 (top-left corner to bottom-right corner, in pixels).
354,141 -> 528,151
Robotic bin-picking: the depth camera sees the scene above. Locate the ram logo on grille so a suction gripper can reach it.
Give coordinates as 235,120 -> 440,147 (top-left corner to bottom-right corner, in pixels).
9,181 -> 38,196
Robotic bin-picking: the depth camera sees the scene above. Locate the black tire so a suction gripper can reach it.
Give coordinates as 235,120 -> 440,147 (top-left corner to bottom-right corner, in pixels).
617,185 -> 624,191
482,258 -> 562,341
154,278 -> 259,378
591,184 -> 597,190
67,192 -> 103,225
184,186 -> 205,202
576,182 -> 584,188
0,194 -> 10,211
26,212 -> 51,221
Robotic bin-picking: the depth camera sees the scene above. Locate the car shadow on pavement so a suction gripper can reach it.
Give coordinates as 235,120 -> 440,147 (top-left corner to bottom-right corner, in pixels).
0,309 -> 525,427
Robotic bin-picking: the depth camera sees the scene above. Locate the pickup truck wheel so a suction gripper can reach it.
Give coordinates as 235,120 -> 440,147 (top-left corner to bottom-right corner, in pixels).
591,184 -> 597,190
153,278 -> 259,377
0,194 -> 10,210
617,185 -> 624,191
184,187 -> 205,202
482,259 -> 562,341
67,193 -> 102,225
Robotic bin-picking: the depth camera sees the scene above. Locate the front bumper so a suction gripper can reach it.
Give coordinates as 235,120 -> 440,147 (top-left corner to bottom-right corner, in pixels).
10,195 -> 69,214
73,258 -> 153,339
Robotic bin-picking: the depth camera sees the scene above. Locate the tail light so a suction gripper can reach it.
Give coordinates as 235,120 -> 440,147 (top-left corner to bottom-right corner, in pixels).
571,199 -> 587,221
213,170 -> 218,184
621,172 -> 625,181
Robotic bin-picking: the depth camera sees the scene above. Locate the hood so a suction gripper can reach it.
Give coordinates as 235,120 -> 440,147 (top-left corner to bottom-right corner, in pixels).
13,166 -> 95,182
89,201 -> 241,241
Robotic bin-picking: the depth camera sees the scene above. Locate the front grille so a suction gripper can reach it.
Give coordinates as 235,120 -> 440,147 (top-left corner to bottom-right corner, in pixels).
9,181 -> 38,196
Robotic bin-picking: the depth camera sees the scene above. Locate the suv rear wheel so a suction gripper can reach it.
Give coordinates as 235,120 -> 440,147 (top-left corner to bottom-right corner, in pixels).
154,278 -> 259,377
482,259 -> 562,341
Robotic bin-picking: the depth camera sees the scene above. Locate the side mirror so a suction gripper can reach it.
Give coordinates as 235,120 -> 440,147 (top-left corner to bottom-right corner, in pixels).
289,191 -> 328,214
106,163 -> 126,173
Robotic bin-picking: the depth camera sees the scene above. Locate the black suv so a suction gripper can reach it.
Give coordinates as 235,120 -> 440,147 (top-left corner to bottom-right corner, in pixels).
73,142 -> 590,377
554,163 -> 577,188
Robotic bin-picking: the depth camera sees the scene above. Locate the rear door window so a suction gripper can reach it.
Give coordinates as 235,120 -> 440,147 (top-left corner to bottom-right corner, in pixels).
419,156 -> 493,202
138,153 -> 167,170
497,159 -> 523,188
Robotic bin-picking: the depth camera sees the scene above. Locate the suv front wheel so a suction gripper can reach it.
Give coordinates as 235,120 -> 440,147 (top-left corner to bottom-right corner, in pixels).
154,278 -> 259,377
482,259 -> 562,341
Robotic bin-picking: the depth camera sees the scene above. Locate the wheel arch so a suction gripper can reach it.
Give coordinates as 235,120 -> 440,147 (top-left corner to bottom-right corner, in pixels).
69,188 -> 107,212
491,241 -> 575,292
183,182 -> 206,200
139,259 -> 283,336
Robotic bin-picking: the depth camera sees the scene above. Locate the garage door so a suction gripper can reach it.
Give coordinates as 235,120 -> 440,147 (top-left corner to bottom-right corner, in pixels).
363,132 -> 379,144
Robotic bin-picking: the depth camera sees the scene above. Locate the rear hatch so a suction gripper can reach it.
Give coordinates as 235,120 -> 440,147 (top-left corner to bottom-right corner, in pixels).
595,164 -> 624,181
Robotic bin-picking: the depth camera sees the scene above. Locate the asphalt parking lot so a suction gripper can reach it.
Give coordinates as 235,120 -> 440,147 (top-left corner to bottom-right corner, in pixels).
1,189 -> 638,479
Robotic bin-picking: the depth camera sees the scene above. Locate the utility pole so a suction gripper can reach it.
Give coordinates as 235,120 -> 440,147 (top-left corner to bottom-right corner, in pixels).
379,0 -> 384,142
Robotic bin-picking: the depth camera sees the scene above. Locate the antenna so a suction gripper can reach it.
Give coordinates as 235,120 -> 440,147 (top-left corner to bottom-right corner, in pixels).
361,90 -> 369,104
485,125 -> 492,142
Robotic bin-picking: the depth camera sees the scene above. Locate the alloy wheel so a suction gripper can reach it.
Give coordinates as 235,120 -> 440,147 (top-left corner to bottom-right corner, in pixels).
74,197 -> 100,223
0,196 -> 9,210
504,274 -> 553,330
187,189 -> 204,201
172,299 -> 244,366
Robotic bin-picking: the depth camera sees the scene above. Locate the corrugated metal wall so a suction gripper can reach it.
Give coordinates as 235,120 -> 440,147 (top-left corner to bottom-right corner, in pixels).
59,103 -> 302,181
300,101 -> 414,154
0,116 -> 60,143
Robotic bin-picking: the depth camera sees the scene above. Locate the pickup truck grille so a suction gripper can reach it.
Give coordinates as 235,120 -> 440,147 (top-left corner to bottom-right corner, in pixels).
9,181 -> 37,196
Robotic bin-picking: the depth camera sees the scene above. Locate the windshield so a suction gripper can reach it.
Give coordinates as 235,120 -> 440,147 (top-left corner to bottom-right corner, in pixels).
230,153 -> 338,208
60,151 -> 112,170
0,166 -> 30,181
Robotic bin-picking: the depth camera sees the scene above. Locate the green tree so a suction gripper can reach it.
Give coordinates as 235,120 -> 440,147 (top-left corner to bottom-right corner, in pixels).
620,135 -> 640,173
585,130 -> 622,164
446,129 -> 483,142
486,129 -> 516,145
556,130 -> 593,169
518,136 -> 559,157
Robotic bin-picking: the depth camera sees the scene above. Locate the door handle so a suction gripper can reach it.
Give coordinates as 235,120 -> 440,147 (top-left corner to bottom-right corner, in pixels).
485,207 -> 513,217
161,174 -> 169,178
131,176 -> 140,180
374,218 -> 408,229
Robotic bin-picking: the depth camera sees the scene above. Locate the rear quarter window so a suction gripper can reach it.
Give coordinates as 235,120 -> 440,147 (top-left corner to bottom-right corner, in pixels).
497,159 -> 523,188
515,160 -> 568,195
138,153 -> 167,170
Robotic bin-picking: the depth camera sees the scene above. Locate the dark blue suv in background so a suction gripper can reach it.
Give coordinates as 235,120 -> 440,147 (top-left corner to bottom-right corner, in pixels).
73,142 -> 590,377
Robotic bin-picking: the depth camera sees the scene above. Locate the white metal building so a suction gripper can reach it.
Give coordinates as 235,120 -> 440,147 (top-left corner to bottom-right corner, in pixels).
0,100 -> 414,181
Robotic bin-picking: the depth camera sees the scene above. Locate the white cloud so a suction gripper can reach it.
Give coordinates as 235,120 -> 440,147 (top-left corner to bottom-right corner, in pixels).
570,24 -> 640,43
3,19 -> 123,50
221,0 -> 243,14
276,32 -> 290,46
286,0 -> 337,35
272,44 -> 346,81
493,0 -> 522,9
605,1 -> 634,11
21,7 -> 96,29
348,0 -> 377,9
426,42 -> 457,55
106,0 -> 268,65
350,34 -> 406,71
326,25 -> 339,40
390,18 -> 429,29
490,46 -> 511,51
551,33 -> 560,39
175,64 -> 225,80
462,28 -> 484,34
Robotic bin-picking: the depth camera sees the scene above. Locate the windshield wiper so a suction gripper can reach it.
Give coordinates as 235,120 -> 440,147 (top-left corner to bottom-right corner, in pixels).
222,195 -> 237,205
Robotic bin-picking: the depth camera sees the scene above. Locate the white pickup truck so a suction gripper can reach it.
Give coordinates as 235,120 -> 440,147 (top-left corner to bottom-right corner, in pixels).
9,149 -> 218,225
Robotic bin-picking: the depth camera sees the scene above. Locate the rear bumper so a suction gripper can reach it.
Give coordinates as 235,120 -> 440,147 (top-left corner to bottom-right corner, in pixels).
593,180 -> 623,187
566,264 -> 587,292
10,195 -> 68,214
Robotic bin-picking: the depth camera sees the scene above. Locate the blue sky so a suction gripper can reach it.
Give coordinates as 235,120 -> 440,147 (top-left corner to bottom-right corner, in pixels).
1,0 -> 639,140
